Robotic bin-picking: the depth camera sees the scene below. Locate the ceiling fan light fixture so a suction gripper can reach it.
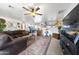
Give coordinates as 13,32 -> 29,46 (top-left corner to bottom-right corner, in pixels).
30,12 -> 36,16
23,5 -> 42,17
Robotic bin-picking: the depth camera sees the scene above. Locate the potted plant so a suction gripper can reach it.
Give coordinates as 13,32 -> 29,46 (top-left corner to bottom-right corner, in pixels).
0,18 -> 6,32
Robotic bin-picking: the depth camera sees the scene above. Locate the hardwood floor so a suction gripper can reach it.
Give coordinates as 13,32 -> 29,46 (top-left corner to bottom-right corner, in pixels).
19,36 -> 63,55
46,38 -> 63,55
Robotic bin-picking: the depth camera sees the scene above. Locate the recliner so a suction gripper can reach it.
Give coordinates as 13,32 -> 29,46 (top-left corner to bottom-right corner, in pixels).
60,30 -> 75,42
60,34 -> 77,55
0,33 -> 12,49
75,38 -> 79,54
60,30 -> 77,55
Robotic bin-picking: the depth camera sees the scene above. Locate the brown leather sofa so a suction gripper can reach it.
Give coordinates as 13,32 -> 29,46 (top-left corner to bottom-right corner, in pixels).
2,30 -> 30,38
0,31 -> 35,55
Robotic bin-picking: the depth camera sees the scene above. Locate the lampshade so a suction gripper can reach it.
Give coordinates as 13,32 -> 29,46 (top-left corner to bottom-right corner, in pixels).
54,18 -> 63,28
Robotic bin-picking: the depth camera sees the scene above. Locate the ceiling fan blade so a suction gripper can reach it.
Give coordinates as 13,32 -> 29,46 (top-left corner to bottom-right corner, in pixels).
36,13 -> 42,15
22,7 -> 31,12
36,7 -> 40,11
24,13 -> 30,15
31,8 -> 34,12
28,6 -> 35,12
24,13 -> 35,17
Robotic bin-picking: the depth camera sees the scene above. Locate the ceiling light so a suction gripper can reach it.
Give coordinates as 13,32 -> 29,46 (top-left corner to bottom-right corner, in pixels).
23,6 -> 42,17
30,12 -> 37,17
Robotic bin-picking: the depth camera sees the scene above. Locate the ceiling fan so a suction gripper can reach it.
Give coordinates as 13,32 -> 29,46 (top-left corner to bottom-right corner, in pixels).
22,6 -> 42,17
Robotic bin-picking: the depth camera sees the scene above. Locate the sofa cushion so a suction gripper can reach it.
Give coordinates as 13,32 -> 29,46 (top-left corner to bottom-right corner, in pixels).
60,30 -> 75,42
0,35 -> 29,55
0,33 -> 12,49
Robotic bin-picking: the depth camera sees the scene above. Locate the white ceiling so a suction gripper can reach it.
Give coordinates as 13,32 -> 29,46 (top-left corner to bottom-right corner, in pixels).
0,3 -> 78,24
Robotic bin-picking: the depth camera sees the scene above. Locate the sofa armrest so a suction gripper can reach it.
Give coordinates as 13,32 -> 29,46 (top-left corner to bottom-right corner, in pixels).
0,34 -> 32,55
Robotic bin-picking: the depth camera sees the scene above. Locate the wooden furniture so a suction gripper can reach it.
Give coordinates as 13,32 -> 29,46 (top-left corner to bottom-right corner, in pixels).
52,33 -> 60,39
37,30 -> 42,36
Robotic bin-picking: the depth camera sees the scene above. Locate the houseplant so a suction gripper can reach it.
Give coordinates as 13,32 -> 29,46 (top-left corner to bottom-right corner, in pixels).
0,18 -> 6,32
